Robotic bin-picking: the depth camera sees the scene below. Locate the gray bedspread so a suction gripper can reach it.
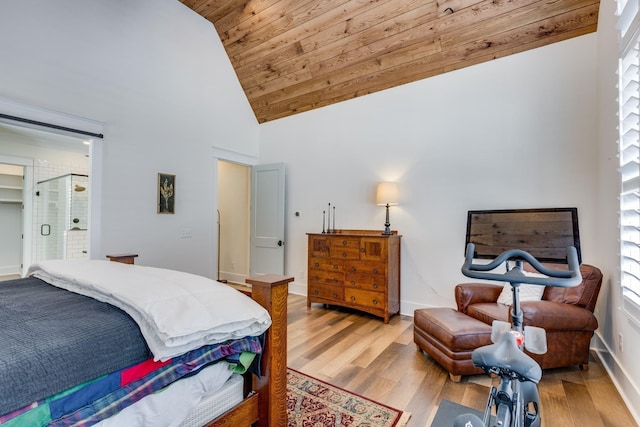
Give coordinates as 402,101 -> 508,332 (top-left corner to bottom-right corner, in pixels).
0,276 -> 152,415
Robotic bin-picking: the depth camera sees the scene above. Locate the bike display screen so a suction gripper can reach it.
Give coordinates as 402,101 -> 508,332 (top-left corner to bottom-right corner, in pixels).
465,207 -> 581,264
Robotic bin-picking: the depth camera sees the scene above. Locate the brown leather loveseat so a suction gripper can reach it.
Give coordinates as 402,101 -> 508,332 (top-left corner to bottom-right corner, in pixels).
414,264 -> 603,381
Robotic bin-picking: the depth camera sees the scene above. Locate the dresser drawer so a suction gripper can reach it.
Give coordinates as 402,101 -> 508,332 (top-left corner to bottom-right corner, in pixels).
329,237 -> 360,259
345,273 -> 385,291
329,236 -> 360,249
359,237 -> 387,262
308,284 -> 344,301
309,235 -> 330,257
345,288 -> 385,309
309,269 -> 343,286
309,257 -> 344,272
330,246 -> 360,260
345,260 -> 386,275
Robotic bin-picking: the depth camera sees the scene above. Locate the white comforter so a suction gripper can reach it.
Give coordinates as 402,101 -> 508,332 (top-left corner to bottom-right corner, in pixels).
27,260 -> 272,361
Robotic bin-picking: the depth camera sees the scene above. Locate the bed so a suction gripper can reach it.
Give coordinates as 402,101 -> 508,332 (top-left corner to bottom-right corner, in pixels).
0,259 -> 291,427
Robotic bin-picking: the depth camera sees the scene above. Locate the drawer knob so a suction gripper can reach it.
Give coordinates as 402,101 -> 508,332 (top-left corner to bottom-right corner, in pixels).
333,264 -> 339,269
342,252 -> 347,257
373,299 -> 378,305
351,280 -> 356,285
333,278 -> 338,283
333,293 -> 338,298
351,266 -> 356,272
314,289 -> 319,295
373,283 -> 378,289
373,268 -> 378,274
360,248 -> 365,253
342,240 -> 347,246
350,296 -> 356,302
315,262 -> 320,267
314,275 -> 319,280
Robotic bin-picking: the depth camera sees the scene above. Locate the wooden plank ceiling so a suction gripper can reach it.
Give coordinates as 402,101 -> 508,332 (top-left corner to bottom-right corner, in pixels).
180,0 -> 599,123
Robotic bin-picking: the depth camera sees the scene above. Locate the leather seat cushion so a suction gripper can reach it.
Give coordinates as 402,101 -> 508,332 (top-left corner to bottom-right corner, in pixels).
414,307 -> 492,351
466,302 -> 510,325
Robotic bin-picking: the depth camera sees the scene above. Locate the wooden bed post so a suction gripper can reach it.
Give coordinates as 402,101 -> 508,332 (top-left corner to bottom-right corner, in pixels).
246,274 -> 292,427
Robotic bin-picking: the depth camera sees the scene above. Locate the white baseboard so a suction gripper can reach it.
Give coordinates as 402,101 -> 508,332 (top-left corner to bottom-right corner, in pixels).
288,281 -> 307,296
218,271 -> 248,285
288,285 -> 454,318
0,265 -> 20,276
591,332 -> 640,424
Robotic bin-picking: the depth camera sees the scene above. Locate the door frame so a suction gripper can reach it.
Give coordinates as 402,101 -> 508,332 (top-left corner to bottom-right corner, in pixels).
0,155 -> 33,275
0,97 -> 104,266
211,147 -> 257,281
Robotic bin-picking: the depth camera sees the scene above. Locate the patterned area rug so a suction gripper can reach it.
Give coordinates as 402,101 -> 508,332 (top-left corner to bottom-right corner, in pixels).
287,368 -> 411,427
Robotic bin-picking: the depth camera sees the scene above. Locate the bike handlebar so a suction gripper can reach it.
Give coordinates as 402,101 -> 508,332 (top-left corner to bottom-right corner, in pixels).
462,243 -> 582,287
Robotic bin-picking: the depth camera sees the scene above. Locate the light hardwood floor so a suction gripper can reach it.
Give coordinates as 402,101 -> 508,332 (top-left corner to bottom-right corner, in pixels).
286,293 -> 637,427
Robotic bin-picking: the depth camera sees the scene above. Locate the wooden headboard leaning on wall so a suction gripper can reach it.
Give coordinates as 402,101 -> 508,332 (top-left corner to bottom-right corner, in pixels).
465,207 -> 582,265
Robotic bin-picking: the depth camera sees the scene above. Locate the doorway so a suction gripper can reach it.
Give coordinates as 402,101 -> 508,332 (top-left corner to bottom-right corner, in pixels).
0,122 -> 90,274
213,147 -> 286,283
217,160 -> 250,284
0,163 -> 25,279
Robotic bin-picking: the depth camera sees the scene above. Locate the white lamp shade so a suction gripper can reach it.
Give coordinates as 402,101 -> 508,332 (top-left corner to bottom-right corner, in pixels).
376,182 -> 399,206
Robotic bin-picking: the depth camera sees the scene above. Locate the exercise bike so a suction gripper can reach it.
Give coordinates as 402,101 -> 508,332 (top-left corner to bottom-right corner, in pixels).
454,243 -> 582,427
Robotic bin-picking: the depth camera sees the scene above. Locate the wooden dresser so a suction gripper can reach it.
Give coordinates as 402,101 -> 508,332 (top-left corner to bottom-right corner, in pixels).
307,230 -> 401,323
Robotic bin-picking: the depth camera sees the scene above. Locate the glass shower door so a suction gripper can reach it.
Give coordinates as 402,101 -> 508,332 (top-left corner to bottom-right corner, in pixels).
35,175 -> 69,262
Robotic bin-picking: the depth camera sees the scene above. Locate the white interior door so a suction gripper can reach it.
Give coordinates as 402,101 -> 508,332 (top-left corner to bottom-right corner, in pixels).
250,163 -> 286,276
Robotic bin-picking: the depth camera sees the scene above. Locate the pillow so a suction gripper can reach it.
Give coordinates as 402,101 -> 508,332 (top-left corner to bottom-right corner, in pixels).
497,271 -> 547,306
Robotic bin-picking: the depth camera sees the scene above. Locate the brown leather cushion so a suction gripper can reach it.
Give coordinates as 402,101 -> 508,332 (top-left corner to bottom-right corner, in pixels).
414,307 -> 492,351
466,301 -> 597,332
523,263 -> 603,311
467,303 -> 509,325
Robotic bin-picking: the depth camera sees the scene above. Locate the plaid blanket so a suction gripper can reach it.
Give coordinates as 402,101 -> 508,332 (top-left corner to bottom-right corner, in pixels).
1,337 -> 261,427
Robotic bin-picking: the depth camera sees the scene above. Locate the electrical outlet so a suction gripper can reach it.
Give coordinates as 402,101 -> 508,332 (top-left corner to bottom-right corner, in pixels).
180,229 -> 193,239
619,332 -> 624,352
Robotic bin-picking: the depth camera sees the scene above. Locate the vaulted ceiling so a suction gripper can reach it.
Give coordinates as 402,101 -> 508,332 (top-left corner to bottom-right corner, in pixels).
180,0 -> 599,123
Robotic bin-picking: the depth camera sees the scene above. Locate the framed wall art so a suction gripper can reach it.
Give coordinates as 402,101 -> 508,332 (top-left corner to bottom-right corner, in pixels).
158,173 -> 175,214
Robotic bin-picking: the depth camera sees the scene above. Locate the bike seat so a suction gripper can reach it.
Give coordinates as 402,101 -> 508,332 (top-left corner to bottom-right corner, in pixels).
471,331 -> 542,383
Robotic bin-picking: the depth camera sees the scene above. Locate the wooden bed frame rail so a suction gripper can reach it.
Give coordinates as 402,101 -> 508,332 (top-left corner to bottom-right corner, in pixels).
206,274 -> 292,427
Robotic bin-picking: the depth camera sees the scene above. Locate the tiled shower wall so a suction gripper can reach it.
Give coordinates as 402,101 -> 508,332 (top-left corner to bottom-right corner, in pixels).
64,229 -> 88,260
32,159 -> 89,262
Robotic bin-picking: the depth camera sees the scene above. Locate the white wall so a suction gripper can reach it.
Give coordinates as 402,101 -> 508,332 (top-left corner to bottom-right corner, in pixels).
595,0 -> 640,417
0,0 -> 260,277
259,35 -> 599,308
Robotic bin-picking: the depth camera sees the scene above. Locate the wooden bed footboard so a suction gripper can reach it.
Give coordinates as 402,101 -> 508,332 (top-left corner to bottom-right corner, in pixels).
206,274 -> 292,427
107,257 -> 291,426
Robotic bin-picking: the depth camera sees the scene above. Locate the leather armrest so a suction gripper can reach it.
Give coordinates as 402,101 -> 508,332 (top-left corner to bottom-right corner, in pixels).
520,301 -> 599,332
455,283 -> 503,314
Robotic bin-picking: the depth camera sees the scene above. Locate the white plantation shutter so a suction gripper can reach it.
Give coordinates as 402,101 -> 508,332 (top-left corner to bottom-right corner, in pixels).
619,0 -> 640,308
